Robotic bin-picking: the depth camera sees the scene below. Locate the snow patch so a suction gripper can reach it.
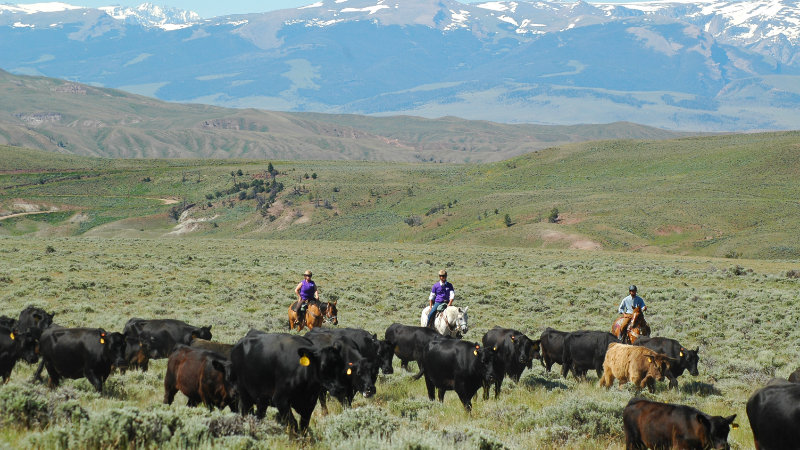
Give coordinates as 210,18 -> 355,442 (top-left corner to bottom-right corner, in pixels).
0,2 -> 81,14
341,5 -> 389,14
298,1 -> 323,9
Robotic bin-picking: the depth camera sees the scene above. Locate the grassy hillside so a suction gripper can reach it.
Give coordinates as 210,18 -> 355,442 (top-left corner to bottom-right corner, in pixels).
3,130 -> 800,259
0,237 -> 797,448
0,69 -> 691,163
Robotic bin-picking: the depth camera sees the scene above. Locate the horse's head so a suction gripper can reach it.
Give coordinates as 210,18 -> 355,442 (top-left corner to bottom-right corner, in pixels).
324,300 -> 338,326
455,306 -> 469,335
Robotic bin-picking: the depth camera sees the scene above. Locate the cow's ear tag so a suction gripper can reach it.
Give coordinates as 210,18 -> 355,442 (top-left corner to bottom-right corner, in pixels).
646,356 -> 653,363
493,346 -> 497,351
473,350 -> 478,356
511,335 -> 515,341
346,368 -> 352,375
299,356 -> 310,367
9,332 -> 15,340
732,423 -> 739,429
100,338 -> 105,344
679,351 -> 684,357
348,362 -> 353,366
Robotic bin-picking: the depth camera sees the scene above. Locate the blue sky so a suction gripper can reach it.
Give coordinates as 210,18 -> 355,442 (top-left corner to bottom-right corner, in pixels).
75,1 -> 640,19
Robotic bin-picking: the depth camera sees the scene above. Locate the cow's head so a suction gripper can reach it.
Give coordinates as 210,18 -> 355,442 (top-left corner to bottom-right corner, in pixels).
475,344 -> 497,383
645,354 -> 671,381
346,357 -> 377,399
0,315 -> 16,329
16,328 -> 41,364
103,331 -> 127,369
210,358 -> 239,410
511,334 -> 541,368
191,325 -> 212,341
124,335 -> 151,368
680,346 -> 700,376
377,339 -> 394,374
302,344 -> 348,400
699,413 -> 737,450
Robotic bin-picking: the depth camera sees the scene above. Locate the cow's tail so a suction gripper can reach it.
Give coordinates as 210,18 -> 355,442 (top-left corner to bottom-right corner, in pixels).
411,367 -> 424,380
32,359 -> 46,383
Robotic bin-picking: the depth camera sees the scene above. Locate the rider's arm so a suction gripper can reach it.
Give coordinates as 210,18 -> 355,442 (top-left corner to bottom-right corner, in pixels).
429,290 -> 435,306
447,288 -> 454,306
295,282 -> 303,300
618,298 -> 626,314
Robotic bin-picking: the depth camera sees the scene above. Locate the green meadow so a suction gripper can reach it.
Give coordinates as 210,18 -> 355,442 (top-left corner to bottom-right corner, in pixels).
1,131 -> 799,448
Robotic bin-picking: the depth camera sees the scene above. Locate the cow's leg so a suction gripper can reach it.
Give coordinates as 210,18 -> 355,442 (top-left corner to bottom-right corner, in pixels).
318,391 -> 329,415
560,363 -> 570,379
255,399 -> 270,420
238,391 -> 254,416
494,378 -> 502,399
437,388 -> 446,403
163,371 -> 177,405
455,383 -> 472,412
32,360 -> 46,383
482,380 -> 491,400
400,360 -> 409,371
273,397 -> 298,431
85,369 -> 103,393
424,375 -> 435,401
667,373 -> 678,390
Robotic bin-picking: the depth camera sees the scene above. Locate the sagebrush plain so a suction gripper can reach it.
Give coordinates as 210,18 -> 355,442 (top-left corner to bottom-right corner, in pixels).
0,237 -> 798,449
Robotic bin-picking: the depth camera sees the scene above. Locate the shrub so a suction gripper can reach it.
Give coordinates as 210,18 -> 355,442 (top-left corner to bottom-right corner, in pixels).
548,207 -> 559,223
0,384 -> 50,428
323,406 -> 400,441
534,397 -> 623,443
786,269 -> 800,279
504,214 -> 512,227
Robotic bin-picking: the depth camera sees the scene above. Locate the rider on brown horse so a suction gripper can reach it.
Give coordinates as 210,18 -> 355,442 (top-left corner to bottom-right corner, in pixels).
617,285 -> 646,341
291,270 -> 319,328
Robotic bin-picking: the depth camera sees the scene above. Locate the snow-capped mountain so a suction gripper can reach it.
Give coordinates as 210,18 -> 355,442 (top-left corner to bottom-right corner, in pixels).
2,0 -> 800,131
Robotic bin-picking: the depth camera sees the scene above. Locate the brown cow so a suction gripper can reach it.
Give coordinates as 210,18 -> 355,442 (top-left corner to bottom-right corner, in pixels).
189,338 -> 233,358
624,398 -> 737,450
599,343 -> 671,393
163,345 -> 237,411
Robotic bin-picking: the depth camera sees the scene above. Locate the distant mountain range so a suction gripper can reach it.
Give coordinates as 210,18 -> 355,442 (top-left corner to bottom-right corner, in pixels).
0,69 -> 690,161
2,0 -> 800,131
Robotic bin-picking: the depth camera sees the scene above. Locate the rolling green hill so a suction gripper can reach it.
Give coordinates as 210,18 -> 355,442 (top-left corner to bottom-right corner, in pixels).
0,70 -> 691,163
2,130 -> 799,259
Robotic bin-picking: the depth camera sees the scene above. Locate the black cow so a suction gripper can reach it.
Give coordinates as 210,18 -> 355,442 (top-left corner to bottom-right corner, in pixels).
36,327 -> 126,393
747,380 -> 800,450
634,336 -> 699,389
481,327 -> 541,399
123,318 -> 212,365
561,330 -> 617,379
539,327 -> 569,373
624,398 -> 737,450
417,339 -> 496,412
230,331 -> 349,432
17,306 -> 54,333
305,331 -> 377,411
190,338 -> 233,358
307,327 -> 393,375
0,315 -> 16,329
164,345 -> 237,411
0,325 -> 40,382
384,323 -> 443,373
788,367 -> 800,383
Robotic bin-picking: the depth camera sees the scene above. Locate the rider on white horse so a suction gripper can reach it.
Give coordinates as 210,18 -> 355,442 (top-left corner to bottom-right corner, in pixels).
426,269 -> 454,328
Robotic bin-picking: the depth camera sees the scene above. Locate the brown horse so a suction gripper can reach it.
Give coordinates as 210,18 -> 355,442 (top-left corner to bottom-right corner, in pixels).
319,300 -> 338,326
288,300 -> 324,331
612,306 -> 651,344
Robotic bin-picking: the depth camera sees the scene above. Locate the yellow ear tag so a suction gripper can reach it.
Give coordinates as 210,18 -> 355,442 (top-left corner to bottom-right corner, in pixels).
732,423 -> 739,430
9,332 -> 15,340
346,368 -> 352,375
473,350 -> 478,356
299,356 -> 310,367
493,346 -> 497,351
100,338 -> 105,344
680,351 -> 684,357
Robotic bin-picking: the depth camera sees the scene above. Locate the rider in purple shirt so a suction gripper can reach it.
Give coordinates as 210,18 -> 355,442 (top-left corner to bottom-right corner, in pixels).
293,270 -> 319,313
426,269 -> 455,328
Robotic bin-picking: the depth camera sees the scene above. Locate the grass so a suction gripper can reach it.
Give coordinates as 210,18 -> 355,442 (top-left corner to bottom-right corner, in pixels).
0,236 -> 797,448
3,130 -> 800,258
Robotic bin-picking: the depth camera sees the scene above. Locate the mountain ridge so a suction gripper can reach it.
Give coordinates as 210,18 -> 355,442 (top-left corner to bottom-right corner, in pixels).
2,0 -> 800,130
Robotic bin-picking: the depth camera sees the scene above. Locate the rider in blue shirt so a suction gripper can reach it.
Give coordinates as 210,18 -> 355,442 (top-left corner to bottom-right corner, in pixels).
617,285 -> 646,339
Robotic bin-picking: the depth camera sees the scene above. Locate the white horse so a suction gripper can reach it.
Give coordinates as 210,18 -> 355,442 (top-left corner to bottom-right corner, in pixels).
420,305 -> 469,337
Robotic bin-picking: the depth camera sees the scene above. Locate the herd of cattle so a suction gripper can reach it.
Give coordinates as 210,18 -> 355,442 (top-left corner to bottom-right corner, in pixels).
1,305 -> 799,449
